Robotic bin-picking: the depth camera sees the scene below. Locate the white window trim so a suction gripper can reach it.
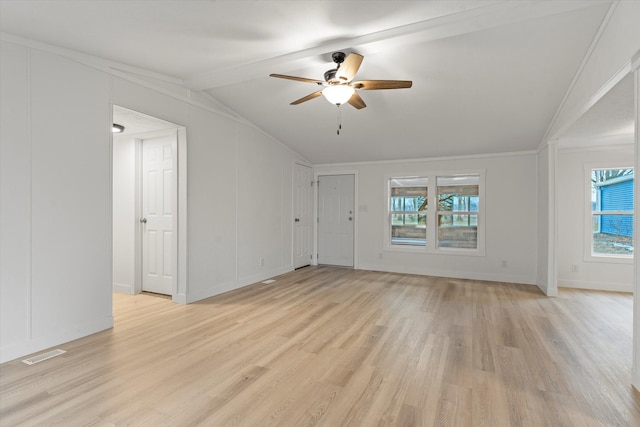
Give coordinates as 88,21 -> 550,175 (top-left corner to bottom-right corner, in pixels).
384,170 -> 486,256
583,163 -> 634,264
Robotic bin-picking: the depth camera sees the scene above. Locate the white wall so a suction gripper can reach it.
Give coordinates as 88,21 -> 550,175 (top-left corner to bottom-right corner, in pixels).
185,104 -> 300,302
0,39 -> 307,363
315,152 -> 538,285
1,41 -> 32,358
557,144 -> 634,292
1,42 -> 114,363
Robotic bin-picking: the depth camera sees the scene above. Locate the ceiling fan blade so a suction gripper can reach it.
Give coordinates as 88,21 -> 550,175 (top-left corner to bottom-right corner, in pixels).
291,90 -> 323,105
335,53 -> 364,83
352,80 -> 413,90
270,74 -> 324,84
348,92 -> 366,110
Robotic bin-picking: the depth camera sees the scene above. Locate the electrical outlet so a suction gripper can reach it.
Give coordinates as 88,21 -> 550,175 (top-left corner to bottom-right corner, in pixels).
259,257 -> 264,267
501,260 -> 508,268
571,264 -> 578,273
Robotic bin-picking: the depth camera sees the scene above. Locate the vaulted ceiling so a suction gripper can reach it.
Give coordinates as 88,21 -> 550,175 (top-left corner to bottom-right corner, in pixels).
0,1 -> 626,164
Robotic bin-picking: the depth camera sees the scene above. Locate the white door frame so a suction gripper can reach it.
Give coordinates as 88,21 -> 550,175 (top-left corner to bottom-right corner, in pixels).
313,170 -> 358,268
133,128 -> 188,303
292,161 -> 314,269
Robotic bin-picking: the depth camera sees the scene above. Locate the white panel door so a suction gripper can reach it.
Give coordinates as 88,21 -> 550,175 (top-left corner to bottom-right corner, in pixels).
317,174 -> 354,267
142,135 -> 176,295
293,163 -> 313,268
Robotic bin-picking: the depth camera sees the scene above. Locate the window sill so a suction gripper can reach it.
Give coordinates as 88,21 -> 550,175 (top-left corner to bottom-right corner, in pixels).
583,255 -> 633,264
384,245 -> 485,257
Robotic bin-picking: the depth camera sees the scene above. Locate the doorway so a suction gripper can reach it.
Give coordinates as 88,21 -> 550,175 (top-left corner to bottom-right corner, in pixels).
112,105 -> 187,302
317,174 -> 355,267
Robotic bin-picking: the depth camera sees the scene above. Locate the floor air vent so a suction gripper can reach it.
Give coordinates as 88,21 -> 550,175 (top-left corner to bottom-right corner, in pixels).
262,279 -> 276,284
22,349 -> 66,365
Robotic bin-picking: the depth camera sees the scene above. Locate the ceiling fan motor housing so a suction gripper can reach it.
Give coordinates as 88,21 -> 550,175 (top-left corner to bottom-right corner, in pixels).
324,51 -> 346,82
324,69 -> 337,82
331,51 -> 346,64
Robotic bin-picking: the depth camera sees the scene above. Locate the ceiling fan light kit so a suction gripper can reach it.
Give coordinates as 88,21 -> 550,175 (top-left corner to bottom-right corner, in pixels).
322,84 -> 355,105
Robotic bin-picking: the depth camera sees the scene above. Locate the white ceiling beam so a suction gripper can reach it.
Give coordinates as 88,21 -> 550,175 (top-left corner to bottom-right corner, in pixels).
185,0 -> 611,91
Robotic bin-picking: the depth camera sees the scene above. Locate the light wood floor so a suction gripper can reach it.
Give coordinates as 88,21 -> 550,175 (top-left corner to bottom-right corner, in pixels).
2,267 -> 640,426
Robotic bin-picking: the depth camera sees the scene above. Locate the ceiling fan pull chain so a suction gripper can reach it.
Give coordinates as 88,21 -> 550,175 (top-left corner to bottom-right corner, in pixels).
337,105 -> 342,135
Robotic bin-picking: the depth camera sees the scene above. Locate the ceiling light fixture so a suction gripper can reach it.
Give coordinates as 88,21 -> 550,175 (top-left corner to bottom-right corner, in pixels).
322,84 -> 355,106
322,84 -> 356,135
112,124 -> 125,133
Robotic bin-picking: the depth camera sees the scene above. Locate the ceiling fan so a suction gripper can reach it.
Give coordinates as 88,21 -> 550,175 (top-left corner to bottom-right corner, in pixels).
269,51 -> 412,109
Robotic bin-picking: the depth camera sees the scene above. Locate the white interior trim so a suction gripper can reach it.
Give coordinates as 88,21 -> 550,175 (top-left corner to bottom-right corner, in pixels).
314,150 -> 537,169
557,134 -> 634,150
632,54 -> 640,391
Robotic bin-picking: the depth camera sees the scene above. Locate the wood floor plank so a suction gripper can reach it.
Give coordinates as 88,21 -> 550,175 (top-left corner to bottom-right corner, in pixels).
1,266 -> 640,426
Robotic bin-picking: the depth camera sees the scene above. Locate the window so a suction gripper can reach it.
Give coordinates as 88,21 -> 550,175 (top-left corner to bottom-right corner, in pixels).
590,168 -> 634,258
390,177 -> 428,246
437,176 -> 479,249
387,172 -> 484,254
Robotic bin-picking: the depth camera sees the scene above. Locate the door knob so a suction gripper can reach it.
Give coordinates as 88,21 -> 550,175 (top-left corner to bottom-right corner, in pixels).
140,218 -> 147,224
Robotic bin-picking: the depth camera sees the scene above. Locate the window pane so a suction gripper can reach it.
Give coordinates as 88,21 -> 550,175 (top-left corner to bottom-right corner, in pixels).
392,213 -> 425,226
390,196 -> 427,212
392,214 -> 426,246
440,195 -> 479,212
592,169 -> 634,212
469,197 -> 479,211
437,214 -> 478,249
592,214 -> 634,256
437,175 -> 479,211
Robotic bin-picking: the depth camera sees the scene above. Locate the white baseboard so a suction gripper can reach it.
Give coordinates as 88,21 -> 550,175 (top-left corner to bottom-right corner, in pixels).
0,315 -> 114,364
357,263 -> 536,286
112,282 -> 134,294
632,369 -> 640,392
557,278 -> 632,293
543,284 -> 558,297
172,293 -> 187,304
185,266 -> 294,303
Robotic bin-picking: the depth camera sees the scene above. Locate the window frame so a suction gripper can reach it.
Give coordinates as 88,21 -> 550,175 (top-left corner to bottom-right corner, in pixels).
583,163 -> 634,264
384,170 -> 485,256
